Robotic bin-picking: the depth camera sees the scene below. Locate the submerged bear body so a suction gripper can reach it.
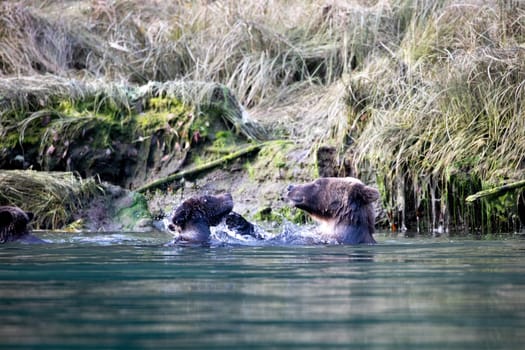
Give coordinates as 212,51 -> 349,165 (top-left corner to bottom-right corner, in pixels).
286,177 -> 380,244
169,193 -> 234,243
168,193 -> 263,244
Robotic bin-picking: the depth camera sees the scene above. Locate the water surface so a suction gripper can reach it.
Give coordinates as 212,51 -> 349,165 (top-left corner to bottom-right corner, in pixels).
1,232 -> 524,349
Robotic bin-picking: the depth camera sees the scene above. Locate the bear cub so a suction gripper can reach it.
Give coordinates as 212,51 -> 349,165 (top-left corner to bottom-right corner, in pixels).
168,193 -> 260,244
169,193 -> 234,243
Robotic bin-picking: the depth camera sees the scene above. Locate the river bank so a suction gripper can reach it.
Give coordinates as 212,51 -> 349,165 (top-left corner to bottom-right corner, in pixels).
1,0 -> 524,234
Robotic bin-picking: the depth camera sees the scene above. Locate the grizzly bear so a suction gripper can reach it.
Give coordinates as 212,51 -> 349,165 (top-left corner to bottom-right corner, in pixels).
286,177 -> 380,244
168,193 -> 264,244
0,205 -> 41,244
169,193 -> 234,243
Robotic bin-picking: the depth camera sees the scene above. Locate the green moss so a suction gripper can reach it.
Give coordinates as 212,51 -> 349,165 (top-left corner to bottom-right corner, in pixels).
478,189 -> 518,234
55,94 -> 126,121
148,97 -> 188,115
46,94 -> 194,152
244,161 -> 257,181
116,192 -> 151,230
190,112 -> 211,140
56,100 -> 80,115
213,130 -> 236,148
135,112 -> 171,133
253,206 -> 310,225
2,133 -> 20,148
248,141 -> 297,182
48,98 -> 131,149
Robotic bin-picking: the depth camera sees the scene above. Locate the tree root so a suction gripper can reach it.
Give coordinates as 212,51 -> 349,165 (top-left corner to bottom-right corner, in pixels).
136,143 -> 267,193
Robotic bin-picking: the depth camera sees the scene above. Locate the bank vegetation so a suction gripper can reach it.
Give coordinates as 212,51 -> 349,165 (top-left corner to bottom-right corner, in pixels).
0,0 -> 523,233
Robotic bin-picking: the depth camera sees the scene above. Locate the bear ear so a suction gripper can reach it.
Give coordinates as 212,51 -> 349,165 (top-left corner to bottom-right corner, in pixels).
351,183 -> 380,204
363,186 -> 380,203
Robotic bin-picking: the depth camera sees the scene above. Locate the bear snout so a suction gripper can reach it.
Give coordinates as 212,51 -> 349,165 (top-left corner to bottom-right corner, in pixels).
286,184 -> 306,205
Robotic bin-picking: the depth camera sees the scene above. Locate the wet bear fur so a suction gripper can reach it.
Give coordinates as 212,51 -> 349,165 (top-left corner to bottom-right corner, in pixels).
224,211 -> 263,240
286,177 -> 380,244
0,205 -> 39,243
169,193 -> 234,243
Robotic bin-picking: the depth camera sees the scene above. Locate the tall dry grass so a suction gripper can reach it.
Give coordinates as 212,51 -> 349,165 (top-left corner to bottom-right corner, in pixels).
0,1 -> 409,135
0,170 -> 101,229
349,0 -> 525,232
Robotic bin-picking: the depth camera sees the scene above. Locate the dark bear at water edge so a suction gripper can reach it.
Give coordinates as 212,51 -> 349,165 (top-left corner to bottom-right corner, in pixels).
286,177 -> 380,244
168,193 -> 235,243
0,206 -> 44,244
168,193 -> 263,244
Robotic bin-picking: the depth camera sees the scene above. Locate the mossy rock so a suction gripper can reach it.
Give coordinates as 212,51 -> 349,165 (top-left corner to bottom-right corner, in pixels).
115,192 -> 152,231
253,206 -> 310,225
78,183 -> 153,232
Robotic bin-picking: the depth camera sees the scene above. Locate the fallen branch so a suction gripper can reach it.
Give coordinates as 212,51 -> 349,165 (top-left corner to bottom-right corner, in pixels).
136,143 -> 266,193
465,179 -> 525,202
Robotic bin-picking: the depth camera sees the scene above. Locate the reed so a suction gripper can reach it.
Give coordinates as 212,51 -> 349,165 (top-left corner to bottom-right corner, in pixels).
350,0 -> 525,232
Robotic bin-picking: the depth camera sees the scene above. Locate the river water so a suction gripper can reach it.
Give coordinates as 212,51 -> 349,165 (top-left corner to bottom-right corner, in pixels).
1,231 -> 524,350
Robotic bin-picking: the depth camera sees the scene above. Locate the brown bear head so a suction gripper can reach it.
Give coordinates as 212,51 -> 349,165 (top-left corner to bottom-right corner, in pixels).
169,193 -> 234,243
286,177 -> 380,244
0,206 -> 34,243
